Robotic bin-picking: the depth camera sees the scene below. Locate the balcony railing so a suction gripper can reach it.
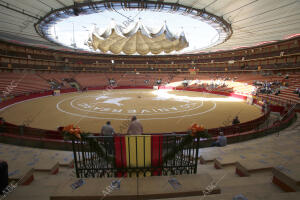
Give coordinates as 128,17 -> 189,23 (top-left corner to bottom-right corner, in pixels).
71,134 -> 200,178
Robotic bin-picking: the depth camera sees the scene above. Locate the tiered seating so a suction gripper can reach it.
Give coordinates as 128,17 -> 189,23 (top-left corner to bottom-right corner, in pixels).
196,115 -> 300,198
0,72 -> 50,97
162,192 -> 300,200
0,143 -> 73,186
98,73 -> 173,87
36,72 -> 76,89
0,114 -> 299,200
272,161 -> 300,192
1,71 -> 299,106
114,73 -> 138,86
38,72 -> 74,83
275,74 -> 300,103
50,174 -> 220,200
74,73 -> 108,87
259,74 -> 300,104
2,114 -> 299,200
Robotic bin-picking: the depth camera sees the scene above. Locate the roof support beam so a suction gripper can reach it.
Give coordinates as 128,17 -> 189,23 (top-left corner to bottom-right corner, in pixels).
56,0 -> 67,7
37,0 -> 54,10
0,2 -> 39,20
203,0 -> 218,9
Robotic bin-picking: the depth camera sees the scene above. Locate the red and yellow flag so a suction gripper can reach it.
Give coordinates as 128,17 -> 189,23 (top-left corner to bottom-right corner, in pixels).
114,135 -> 163,177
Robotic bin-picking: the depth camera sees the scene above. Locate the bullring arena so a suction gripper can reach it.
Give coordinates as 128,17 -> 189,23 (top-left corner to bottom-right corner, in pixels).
0,1 -> 300,200
0,88 -> 262,133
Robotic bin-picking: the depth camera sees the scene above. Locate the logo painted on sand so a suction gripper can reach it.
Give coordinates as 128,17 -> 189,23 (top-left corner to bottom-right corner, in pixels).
74,102 -> 199,115
56,91 -> 216,120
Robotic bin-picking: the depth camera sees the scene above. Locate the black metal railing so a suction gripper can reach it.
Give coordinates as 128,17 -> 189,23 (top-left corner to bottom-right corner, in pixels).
72,134 -> 200,178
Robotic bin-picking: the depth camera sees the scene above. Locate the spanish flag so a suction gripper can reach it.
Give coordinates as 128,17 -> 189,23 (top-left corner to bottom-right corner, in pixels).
114,135 -> 163,177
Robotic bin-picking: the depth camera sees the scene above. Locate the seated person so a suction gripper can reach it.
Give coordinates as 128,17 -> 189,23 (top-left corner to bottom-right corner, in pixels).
211,132 -> 227,147
285,74 -> 289,79
259,87 -> 266,94
183,79 -> 188,87
266,87 -> 272,94
232,116 -> 240,125
156,79 -> 162,85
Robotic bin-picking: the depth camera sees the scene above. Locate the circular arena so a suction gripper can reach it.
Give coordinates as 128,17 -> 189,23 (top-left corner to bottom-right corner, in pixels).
0,89 -> 262,133
0,0 -> 300,200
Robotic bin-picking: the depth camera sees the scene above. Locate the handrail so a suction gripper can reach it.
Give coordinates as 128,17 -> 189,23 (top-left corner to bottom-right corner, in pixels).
280,103 -> 297,121
71,133 -> 201,178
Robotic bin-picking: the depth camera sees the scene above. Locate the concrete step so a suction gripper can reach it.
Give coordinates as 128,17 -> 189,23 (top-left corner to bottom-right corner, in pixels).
6,168 -> 73,200
272,161 -> 300,192
157,191 -> 300,200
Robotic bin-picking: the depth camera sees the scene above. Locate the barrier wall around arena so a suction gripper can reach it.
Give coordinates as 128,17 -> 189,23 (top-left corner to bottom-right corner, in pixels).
0,86 -> 295,150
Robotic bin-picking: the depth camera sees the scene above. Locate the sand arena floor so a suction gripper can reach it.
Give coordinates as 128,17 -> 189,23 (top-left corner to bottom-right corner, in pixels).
0,89 -> 262,134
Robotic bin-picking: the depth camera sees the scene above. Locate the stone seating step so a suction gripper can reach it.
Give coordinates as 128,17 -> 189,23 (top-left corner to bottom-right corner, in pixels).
152,191 -> 300,200
272,161 -> 300,192
50,174 -> 220,200
214,152 -> 267,169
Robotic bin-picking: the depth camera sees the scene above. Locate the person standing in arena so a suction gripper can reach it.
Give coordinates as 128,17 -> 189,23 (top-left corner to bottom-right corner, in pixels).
127,116 -> 143,135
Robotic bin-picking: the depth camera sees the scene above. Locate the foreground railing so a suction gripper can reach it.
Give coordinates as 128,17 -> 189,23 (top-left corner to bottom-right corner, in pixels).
72,134 -> 200,178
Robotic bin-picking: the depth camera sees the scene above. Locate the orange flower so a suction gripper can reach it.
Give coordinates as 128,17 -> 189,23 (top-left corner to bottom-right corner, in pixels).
63,124 -> 81,138
191,123 -> 198,129
63,124 -> 74,132
189,123 -> 205,135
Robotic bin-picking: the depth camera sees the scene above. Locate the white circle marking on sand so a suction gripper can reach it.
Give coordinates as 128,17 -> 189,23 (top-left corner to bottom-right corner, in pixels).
56,91 -> 217,120
69,95 -> 204,115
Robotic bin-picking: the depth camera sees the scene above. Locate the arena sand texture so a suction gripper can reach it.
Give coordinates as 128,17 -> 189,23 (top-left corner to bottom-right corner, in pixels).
0,89 -> 262,134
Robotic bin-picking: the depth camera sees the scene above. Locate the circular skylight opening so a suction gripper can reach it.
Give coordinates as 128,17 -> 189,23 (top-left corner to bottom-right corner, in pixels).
37,1 -> 232,55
